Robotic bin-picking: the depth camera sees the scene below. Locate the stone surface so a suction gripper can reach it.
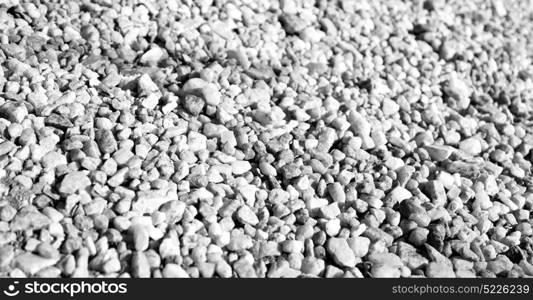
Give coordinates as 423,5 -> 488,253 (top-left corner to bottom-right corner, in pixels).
326,238 -> 356,268
58,172 -> 91,194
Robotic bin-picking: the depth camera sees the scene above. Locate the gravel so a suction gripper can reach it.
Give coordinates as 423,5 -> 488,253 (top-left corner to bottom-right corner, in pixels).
0,0 -> 532,279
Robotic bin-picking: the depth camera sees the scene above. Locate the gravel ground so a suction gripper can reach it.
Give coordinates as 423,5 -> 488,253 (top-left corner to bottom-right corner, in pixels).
0,0 -> 533,278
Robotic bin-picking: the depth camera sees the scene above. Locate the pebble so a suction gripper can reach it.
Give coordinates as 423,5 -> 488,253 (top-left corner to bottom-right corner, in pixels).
443,76 -> 471,109
10,207 -> 51,231
348,110 -> 374,149
0,141 -> 15,156
58,171 -> 91,194
201,84 -> 222,106
425,180 -> 447,206
41,151 -> 67,170
347,236 -> 370,257
382,99 -> 400,116
162,264 -> 190,278
0,245 -> 14,268
96,130 -> 118,154
131,251 -> 151,278
183,95 -> 205,115
140,46 -> 164,65
36,243 -> 60,259
130,225 -> 150,251
235,206 -> 259,226
425,144 -> 454,161
426,262 -> 455,278
0,102 -> 28,123
328,182 -> 346,203
301,257 -> 325,276
368,253 -> 404,278
487,255 -> 514,275
459,137 -> 482,156
231,160 -> 252,175
132,189 -> 179,214
387,186 -> 412,205
14,253 -> 59,275
326,238 -> 356,268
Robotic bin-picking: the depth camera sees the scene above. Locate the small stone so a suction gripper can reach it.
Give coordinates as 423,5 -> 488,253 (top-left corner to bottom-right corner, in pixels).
133,189 -> 178,214
45,114 -> 73,130
15,253 -> 59,275
231,160 -> 252,175
198,262 -> 216,278
0,141 -> 15,156
216,260 -> 233,278
36,243 -> 60,259
487,255 -> 514,275
384,156 -> 405,171
41,151 -> 67,170
130,225 -> 150,251
140,46 -> 164,65
348,110 -> 374,149
436,171 -> 455,189
371,264 -> 402,278
326,238 -> 356,268
259,241 -> 281,258
0,205 -> 17,222
0,102 -> 28,123
235,206 -> 259,226
183,94 -> 205,115
142,93 -> 160,110
260,162 -> 275,176
425,144 -> 454,161
459,137 -> 482,156
492,0 -> 507,17
318,203 -> 341,220
425,180 -> 447,206
368,253 -> 404,278
426,262 -> 455,278
80,24 -> 99,41
347,236 -> 370,257
188,131 -> 207,152
131,251 -> 151,278
0,245 -> 14,268
227,48 -> 250,69
96,129 -> 117,154
10,207 -> 51,231
408,228 -> 429,247
325,219 -> 341,236
201,84 -> 221,106
102,257 -> 121,274
279,13 -> 307,34
236,184 -> 257,205
382,99 -> 400,116
162,264 -> 190,278
63,26 -> 81,42
282,240 -> 304,254
328,182 -> 345,203
227,230 -> 253,252
387,186 -> 412,205
301,256 -> 325,276
112,148 -> 134,165
159,235 -> 180,259
443,76 -> 471,109
59,171 -> 91,194
138,74 -> 159,94
182,78 -> 208,93
233,258 -> 257,278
